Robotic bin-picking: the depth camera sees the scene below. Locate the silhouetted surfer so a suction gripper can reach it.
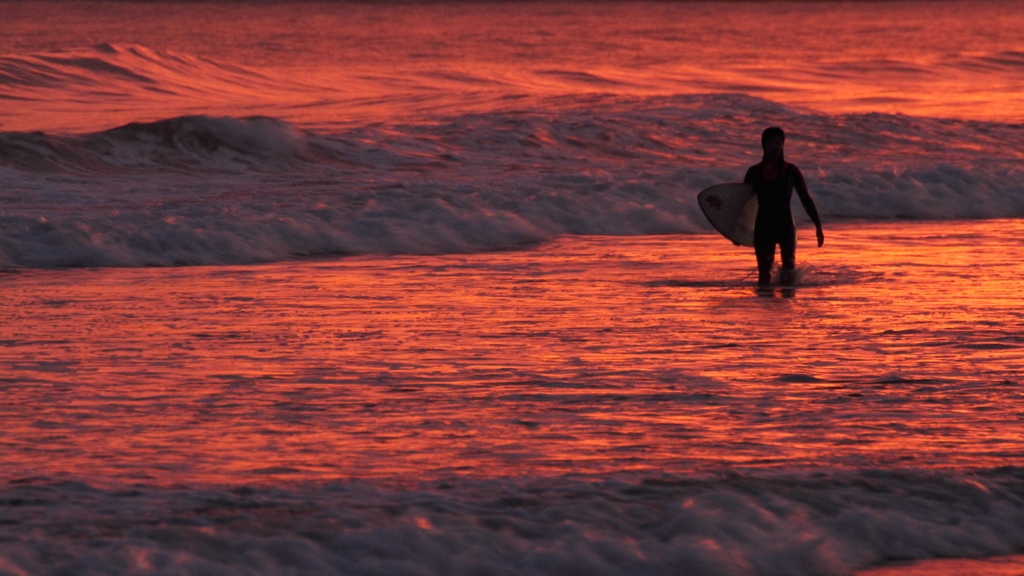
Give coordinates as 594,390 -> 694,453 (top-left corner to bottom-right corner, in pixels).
744,127 -> 824,286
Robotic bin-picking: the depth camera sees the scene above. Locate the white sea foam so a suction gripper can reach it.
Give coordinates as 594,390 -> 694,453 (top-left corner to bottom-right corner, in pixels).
0,102 -> 1021,268
1,470 -> 1022,576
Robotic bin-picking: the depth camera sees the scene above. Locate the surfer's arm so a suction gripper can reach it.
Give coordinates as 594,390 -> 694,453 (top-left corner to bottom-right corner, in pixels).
792,165 -> 824,247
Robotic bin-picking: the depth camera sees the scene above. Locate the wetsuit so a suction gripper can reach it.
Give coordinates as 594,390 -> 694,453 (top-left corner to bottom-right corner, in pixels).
743,161 -> 821,285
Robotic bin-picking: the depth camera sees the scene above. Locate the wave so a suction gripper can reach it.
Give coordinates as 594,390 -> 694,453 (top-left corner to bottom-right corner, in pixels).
1,468 -> 1023,576
0,99 -> 1021,267
0,116 -> 358,174
0,43 -> 285,101
0,44 -> 341,134
953,50 -> 1024,73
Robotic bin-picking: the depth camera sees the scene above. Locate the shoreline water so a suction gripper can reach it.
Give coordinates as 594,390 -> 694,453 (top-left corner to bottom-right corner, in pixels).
2,2 -> 1023,573
3,222 -> 1022,484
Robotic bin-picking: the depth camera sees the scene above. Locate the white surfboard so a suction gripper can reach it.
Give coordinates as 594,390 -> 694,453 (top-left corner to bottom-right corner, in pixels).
697,183 -> 757,247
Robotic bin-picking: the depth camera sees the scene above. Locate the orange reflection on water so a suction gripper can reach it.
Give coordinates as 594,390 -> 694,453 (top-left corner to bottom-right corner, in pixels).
3,1 -> 1022,133
1,220 -> 1023,487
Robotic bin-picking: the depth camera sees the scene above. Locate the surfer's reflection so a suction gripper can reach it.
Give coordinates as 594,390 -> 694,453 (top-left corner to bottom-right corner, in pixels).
744,127 -> 824,286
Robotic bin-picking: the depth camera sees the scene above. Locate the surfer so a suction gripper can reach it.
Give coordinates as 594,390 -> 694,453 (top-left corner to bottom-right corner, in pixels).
744,127 -> 824,286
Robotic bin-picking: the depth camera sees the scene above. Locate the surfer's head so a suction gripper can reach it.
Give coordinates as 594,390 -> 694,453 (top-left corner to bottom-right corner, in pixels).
761,126 -> 785,161
761,126 -> 785,146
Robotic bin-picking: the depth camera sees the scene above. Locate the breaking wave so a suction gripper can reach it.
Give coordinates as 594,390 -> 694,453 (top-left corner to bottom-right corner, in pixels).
0,97 -> 1021,267
2,469 -> 1024,576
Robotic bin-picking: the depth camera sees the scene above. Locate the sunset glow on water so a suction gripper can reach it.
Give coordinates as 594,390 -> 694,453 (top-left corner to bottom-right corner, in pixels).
2,1 -> 1024,574
3,221 -> 1024,487
3,0 -> 1023,133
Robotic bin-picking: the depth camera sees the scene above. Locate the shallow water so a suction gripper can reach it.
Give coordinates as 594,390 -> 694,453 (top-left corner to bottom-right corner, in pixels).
3,221 -> 1024,575
3,220 -> 1023,487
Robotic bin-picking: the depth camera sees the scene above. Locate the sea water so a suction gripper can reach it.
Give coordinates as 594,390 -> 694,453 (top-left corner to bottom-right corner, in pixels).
1,1 -> 1023,575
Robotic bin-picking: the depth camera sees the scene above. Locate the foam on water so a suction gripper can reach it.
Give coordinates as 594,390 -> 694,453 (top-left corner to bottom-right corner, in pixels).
1,100 -> 1021,268
2,470 -> 1024,576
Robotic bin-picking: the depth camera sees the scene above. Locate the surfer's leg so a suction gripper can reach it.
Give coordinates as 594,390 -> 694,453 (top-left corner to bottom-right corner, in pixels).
754,238 -> 775,286
779,227 -> 797,285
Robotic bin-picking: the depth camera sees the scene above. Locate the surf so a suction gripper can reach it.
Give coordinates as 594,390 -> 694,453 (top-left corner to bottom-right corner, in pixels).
1,102 -> 1022,268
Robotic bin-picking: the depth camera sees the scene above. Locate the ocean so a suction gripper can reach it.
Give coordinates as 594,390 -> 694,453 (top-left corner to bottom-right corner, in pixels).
1,1 -> 1023,574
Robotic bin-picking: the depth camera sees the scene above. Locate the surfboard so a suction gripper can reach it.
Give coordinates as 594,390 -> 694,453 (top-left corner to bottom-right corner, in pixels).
697,183 -> 757,247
